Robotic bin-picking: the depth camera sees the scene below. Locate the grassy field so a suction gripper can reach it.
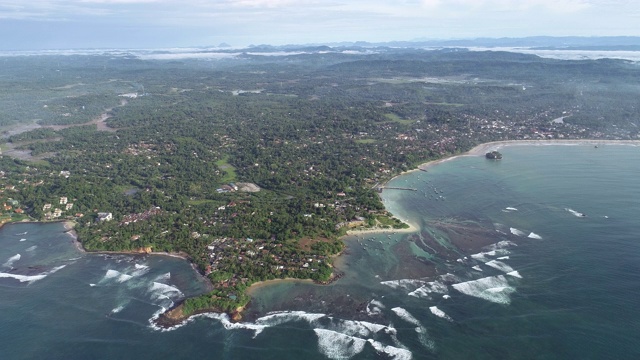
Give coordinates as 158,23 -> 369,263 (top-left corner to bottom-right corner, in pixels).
384,113 -> 416,125
355,139 -> 377,144
425,102 -> 465,107
215,155 -> 237,183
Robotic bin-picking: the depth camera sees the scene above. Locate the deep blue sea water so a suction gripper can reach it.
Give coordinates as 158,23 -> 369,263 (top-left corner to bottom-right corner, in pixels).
1,143 -> 639,359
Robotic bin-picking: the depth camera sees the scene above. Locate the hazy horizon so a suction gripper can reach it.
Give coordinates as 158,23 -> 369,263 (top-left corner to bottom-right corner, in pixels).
1,0 -> 639,50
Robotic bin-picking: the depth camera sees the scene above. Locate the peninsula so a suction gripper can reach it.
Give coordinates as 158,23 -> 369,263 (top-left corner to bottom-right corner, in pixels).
1,46 -> 639,323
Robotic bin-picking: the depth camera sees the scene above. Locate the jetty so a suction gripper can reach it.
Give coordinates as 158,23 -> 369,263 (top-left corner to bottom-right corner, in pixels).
377,186 -> 418,192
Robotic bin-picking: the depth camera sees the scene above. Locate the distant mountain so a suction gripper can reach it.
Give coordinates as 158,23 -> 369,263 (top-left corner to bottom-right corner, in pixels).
308,36 -> 640,49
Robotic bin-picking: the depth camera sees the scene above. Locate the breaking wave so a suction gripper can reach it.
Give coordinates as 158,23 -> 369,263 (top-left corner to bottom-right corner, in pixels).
103,269 -> 133,283
367,339 -> 413,360
131,263 -> 150,277
25,245 -> 37,252
472,265 -> 483,272
111,305 -> 125,314
486,241 -> 517,250
314,329 -> 367,359
408,280 -> 448,299
366,299 -> 385,316
510,228 -> 527,237
452,275 -> 515,304
391,307 -> 434,350
149,282 -> 183,301
507,271 -> 523,278
3,254 -> 21,268
380,279 -> 425,291
565,208 -> 586,217
0,265 -> 66,284
528,232 -> 543,239
429,306 -> 453,322
255,311 -> 326,327
484,260 -> 515,274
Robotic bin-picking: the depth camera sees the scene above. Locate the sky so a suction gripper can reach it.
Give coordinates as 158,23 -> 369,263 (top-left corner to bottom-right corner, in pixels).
0,0 -> 639,50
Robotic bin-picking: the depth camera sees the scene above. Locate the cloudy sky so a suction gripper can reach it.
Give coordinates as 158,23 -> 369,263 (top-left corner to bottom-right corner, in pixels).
1,0 -> 638,50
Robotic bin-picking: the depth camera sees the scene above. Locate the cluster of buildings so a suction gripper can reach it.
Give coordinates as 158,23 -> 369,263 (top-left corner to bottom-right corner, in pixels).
119,207 -> 161,225
216,183 -> 238,193
204,237 -> 326,286
41,196 -> 76,219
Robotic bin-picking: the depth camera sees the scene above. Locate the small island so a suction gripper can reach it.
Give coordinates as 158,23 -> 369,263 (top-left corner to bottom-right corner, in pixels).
485,150 -> 503,160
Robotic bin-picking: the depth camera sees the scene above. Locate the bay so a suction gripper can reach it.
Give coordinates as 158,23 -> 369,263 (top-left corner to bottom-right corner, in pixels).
1,143 -> 639,359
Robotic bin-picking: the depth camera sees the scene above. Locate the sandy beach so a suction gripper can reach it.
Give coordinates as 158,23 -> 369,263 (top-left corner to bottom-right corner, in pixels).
345,219 -> 419,236
245,278 -> 315,296
396,139 -> 640,177
466,139 -> 640,156
363,139 -> 640,237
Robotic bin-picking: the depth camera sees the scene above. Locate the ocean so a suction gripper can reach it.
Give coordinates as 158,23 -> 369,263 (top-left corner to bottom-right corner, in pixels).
1,143 -> 639,359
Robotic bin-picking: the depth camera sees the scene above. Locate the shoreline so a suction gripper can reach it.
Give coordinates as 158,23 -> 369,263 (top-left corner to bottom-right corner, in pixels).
7,139 -> 640,327
245,138 -> 640,295
345,220 -> 419,236
245,278 -> 315,296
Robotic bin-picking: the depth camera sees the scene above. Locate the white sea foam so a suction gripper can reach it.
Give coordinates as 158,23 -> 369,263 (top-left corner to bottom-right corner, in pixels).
391,307 -> 421,327
367,339 -> 414,360
203,313 -> 268,338
3,254 -> 21,268
429,306 -> 453,322
391,307 -> 434,350
452,275 -> 515,304
19,238 -> 27,242
314,329 -> 367,360
327,317 -> 395,338
103,269 -> 140,283
510,228 -> 527,237
25,246 -> 37,252
155,272 -> 171,282
117,274 -> 133,283
111,305 -> 125,314
89,283 -> 96,287
470,252 -> 490,262
443,295 -> 451,299
255,310 -> 326,327
471,249 -> 509,262
486,241 -> 517,250
366,300 -> 385,316
408,281 -> 448,299
497,256 -> 510,260
505,207 -> 518,211
0,272 -> 46,283
484,260 -> 515,274
507,271 -> 523,278
472,265 -> 483,272
439,273 -> 460,283
131,263 -> 150,277
0,265 -> 66,284
565,208 -> 586,217
104,269 -> 121,280
149,282 -> 183,300
528,232 -> 543,239
380,279 -> 425,291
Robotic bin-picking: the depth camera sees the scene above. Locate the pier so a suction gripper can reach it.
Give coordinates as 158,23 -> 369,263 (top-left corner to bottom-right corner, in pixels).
377,186 -> 418,192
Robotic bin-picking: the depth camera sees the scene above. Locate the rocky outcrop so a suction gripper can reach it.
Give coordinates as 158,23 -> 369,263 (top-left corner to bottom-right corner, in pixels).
485,150 -> 503,159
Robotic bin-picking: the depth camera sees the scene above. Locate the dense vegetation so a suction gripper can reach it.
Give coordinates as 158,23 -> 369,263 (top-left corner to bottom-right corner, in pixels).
1,47 -> 639,315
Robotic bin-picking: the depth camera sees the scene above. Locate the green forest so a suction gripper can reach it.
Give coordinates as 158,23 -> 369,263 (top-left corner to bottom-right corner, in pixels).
1,47 -> 639,314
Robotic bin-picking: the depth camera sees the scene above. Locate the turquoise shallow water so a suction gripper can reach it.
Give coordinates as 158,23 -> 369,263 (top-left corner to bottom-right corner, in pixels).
1,143 -> 639,359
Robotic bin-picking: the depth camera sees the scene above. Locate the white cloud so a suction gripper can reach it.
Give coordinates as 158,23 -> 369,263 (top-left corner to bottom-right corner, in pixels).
1,0 -> 638,49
